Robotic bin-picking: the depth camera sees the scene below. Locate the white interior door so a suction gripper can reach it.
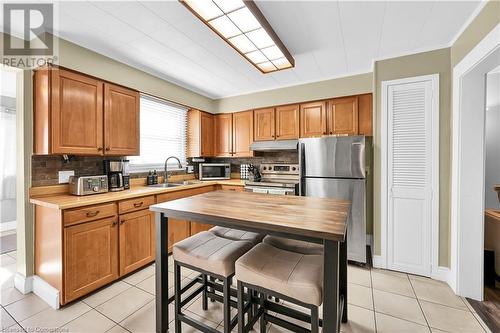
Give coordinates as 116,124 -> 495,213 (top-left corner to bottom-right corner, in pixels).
385,75 -> 439,277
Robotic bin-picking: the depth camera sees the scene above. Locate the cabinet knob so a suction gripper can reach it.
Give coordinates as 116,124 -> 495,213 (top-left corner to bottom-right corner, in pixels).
105,147 -> 110,151
97,147 -> 103,151
112,221 -> 118,226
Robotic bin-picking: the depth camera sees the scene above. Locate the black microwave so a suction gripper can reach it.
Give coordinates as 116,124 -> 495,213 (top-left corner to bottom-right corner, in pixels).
199,163 -> 231,180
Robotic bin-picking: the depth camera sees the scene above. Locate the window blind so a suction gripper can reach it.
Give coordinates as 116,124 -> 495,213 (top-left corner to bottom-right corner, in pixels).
129,94 -> 188,172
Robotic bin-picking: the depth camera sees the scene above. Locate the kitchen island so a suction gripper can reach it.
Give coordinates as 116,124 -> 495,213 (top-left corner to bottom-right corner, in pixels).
150,190 -> 351,333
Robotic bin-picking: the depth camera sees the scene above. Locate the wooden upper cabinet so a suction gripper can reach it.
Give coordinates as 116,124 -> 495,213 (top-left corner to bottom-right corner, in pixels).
328,96 -> 358,135
104,83 -> 140,156
300,101 -> 327,138
232,110 -> 254,157
254,108 -> 275,141
42,68 -> 104,155
63,216 -> 119,303
358,93 -> 373,136
118,209 -> 155,276
34,67 -> 140,156
275,104 -> 299,140
187,109 -> 214,157
214,113 -> 233,157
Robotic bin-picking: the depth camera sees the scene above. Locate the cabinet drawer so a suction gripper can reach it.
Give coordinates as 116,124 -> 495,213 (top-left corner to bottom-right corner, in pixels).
220,185 -> 244,192
118,195 -> 155,214
64,203 -> 117,226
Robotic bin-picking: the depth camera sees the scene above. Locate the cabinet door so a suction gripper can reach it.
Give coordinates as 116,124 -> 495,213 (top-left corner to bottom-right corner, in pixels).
328,96 -> 358,135
64,216 -> 118,303
358,94 -> 373,136
214,114 -> 233,157
168,218 -> 191,253
300,101 -> 327,138
254,108 -> 275,141
190,222 -> 213,236
232,110 -> 254,157
200,112 -> 214,157
275,104 -> 299,140
51,69 -> 104,155
119,209 -> 155,276
104,83 -> 140,156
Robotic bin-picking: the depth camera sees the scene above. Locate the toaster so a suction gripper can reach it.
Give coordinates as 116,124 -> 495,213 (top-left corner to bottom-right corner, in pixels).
69,175 -> 109,196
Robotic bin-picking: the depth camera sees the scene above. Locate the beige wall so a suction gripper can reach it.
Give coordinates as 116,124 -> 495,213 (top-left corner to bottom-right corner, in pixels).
373,48 -> 452,266
451,1 -> 500,68
215,72 -> 373,113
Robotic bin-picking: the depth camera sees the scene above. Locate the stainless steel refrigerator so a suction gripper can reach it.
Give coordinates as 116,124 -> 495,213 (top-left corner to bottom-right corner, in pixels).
299,136 -> 367,263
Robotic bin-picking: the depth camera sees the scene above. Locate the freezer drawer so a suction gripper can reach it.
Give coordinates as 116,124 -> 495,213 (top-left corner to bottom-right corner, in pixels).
304,177 -> 367,263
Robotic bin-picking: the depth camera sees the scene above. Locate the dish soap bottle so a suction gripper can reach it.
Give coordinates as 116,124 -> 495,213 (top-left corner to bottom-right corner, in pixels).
153,170 -> 158,184
147,171 -> 154,185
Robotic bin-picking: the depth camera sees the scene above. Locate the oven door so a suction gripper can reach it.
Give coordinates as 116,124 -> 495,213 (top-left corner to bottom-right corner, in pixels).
199,164 -> 230,180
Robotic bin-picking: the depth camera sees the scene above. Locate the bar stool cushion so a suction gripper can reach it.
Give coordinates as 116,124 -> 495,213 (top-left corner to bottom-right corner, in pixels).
235,243 -> 323,306
263,235 -> 323,255
173,231 -> 255,277
209,226 -> 264,244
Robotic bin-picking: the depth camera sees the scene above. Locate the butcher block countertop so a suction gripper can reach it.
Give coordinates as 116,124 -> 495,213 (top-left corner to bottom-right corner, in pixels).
485,209 -> 500,223
150,190 -> 351,242
30,179 -> 245,210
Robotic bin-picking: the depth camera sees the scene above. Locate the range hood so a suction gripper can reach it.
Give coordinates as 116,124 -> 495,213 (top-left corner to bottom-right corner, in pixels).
250,139 -> 298,151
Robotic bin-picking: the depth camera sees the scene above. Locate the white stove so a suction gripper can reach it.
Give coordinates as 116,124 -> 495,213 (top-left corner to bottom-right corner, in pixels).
244,163 -> 300,195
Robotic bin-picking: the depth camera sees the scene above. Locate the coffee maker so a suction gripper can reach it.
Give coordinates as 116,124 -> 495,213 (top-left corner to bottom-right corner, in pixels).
122,160 -> 130,190
103,160 -> 124,192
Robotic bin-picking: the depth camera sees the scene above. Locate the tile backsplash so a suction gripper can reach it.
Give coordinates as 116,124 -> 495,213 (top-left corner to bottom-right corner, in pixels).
31,156 -> 185,187
206,151 -> 298,173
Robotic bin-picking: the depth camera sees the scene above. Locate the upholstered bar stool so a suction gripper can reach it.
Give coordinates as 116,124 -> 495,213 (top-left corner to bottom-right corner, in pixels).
236,243 -> 323,333
263,235 -> 323,255
172,231 -> 255,333
210,226 -> 264,244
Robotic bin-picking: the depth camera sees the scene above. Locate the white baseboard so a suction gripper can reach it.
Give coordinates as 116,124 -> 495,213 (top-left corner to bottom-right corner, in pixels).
32,276 -> 60,309
372,255 -> 385,269
14,273 -> 33,294
432,266 -> 450,283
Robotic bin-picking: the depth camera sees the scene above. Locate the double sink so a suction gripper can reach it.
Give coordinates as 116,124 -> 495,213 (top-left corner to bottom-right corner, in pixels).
148,180 -> 201,188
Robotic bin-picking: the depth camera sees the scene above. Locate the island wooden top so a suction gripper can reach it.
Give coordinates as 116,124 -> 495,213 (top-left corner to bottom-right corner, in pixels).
30,179 -> 245,210
150,190 -> 351,242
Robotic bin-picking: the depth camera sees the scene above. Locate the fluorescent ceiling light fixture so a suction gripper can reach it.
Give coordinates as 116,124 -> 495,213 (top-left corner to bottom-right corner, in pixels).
181,0 -> 295,74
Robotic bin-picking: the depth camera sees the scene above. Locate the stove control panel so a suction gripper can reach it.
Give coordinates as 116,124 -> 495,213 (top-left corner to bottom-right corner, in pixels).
260,164 -> 299,175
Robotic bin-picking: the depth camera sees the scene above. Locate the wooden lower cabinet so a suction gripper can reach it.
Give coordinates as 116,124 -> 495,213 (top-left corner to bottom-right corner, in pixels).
190,222 -> 214,235
64,216 -> 119,303
119,209 -> 155,276
168,218 -> 191,252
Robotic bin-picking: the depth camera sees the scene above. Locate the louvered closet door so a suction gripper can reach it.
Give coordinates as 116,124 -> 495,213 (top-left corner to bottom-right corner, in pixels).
387,80 -> 434,277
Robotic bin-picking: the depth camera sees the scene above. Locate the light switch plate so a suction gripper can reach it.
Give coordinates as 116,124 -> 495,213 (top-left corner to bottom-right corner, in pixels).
58,170 -> 74,184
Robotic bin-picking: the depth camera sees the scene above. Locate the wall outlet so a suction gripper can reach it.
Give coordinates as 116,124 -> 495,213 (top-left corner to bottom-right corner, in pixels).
58,170 -> 74,184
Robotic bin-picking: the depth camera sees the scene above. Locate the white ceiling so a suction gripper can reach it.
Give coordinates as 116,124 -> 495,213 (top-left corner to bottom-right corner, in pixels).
51,0 -> 482,99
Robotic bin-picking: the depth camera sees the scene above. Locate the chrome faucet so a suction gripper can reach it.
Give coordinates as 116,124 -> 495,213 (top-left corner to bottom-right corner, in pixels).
164,156 -> 183,184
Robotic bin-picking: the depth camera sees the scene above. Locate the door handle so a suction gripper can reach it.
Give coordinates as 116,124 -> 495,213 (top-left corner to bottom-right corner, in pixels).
133,202 -> 144,208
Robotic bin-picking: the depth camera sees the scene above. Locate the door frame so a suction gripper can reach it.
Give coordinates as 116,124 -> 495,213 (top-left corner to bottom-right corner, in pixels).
380,74 -> 440,278
451,24 -> 500,300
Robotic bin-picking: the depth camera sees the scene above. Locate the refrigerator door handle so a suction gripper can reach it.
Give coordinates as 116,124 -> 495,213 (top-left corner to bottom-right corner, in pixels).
298,142 -> 305,196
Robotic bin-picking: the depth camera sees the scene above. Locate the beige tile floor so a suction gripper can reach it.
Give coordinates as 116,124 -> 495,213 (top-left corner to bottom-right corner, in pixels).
0,251 -> 493,333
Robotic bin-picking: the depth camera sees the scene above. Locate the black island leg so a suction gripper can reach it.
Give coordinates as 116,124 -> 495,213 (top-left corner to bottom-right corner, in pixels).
340,237 -> 348,323
323,240 -> 339,333
156,213 -> 169,333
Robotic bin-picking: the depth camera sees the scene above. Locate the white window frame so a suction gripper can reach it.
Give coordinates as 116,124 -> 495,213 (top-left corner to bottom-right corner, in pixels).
128,94 -> 188,173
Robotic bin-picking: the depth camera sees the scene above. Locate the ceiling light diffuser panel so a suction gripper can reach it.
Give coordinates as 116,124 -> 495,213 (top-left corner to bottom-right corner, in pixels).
181,0 -> 295,73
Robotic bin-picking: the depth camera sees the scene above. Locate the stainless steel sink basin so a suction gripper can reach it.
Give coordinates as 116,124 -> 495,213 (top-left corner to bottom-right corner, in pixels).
171,180 -> 201,186
149,183 -> 183,188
